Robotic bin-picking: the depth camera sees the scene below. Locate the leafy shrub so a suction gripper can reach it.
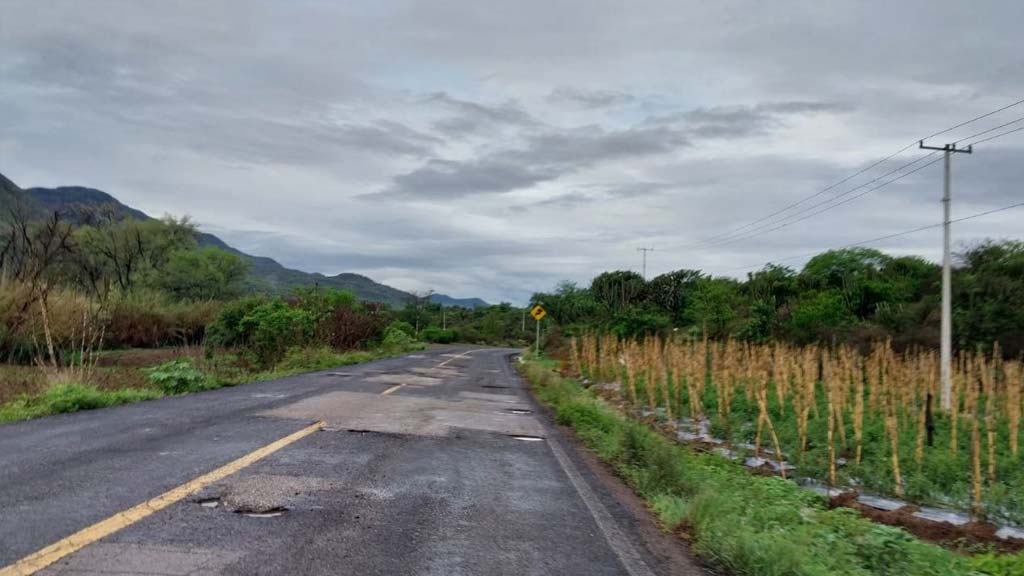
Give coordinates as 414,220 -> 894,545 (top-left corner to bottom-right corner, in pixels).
237,300 -> 315,366
0,383 -> 161,422
389,320 -> 415,337
420,327 -> 457,343
143,359 -> 213,394
381,323 -> 422,353
205,296 -> 266,348
276,346 -> 348,372
292,287 -> 358,322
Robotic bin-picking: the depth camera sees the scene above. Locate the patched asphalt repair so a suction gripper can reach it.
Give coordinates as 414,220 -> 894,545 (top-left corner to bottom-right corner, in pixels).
1,346 -> 705,576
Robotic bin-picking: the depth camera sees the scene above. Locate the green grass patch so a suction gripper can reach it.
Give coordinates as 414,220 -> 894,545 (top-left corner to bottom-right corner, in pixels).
0,342 -> 428,424
0,383 -> 162,422
520,357 -> 1024,576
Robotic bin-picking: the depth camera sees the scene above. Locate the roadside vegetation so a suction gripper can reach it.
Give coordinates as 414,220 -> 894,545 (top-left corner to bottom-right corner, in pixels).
528,248 -> 1024,568
0,203 -> 523,423
532,244 -> 1024,356
521,355 -> 1024,576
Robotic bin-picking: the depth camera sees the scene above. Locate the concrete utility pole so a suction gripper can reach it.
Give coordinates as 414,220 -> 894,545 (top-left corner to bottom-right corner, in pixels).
637,247 -> 654,280
919,140 -> 972,411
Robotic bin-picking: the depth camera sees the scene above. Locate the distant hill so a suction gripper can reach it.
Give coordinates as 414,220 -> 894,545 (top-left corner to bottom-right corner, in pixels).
0,173 -> 483,308
430,294 -> 489,308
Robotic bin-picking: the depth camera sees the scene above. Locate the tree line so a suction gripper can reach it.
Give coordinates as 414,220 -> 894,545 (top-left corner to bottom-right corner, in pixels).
531,243 -> 1024,356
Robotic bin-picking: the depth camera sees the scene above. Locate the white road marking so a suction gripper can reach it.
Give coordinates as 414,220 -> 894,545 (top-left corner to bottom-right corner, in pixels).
546,437 -> 657,576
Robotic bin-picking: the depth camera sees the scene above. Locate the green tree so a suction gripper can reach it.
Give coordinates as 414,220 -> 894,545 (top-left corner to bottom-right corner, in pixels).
685,277 -> 742,339
590,271 -> 646,313
150,247 -> 248,300
955,240 -> 1024,355
645,269 -> 703,323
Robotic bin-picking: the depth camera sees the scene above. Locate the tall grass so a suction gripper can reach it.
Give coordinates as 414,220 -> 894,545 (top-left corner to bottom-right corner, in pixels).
571,334 -> 1024,523
522,357 -> 1021,576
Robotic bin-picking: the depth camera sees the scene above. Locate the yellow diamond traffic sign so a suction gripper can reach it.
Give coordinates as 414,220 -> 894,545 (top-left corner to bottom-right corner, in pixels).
530,305 -> 546,321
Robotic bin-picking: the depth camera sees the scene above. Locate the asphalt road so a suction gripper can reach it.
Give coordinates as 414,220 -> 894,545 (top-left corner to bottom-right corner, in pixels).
0,346 -> 703,576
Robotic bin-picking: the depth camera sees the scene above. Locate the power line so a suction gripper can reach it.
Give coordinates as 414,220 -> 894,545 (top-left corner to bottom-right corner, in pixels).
954,115 -> 1024,144
696,150 -> 941,247
682,113 -> 1024,251
700,153 -> 944,249
724,200 -> 1024,273
970,125 -> 1024,146
688,97 -> 1024,247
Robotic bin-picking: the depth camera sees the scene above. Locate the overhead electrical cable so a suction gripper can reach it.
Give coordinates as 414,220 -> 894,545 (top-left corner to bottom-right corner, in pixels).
687,97 -> 1024,248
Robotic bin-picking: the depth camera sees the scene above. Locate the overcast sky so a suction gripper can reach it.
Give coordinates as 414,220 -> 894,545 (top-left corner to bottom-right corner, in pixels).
2,1 -> 1022,304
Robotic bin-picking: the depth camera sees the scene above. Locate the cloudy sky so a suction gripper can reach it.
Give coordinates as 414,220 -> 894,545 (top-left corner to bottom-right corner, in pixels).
2,1 -> 1022,303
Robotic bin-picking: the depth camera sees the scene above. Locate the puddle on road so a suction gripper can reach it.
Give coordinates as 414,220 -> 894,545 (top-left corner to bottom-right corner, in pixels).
511,435 -> 545,442
481,385 -> 510,389
508,409 -> 532,415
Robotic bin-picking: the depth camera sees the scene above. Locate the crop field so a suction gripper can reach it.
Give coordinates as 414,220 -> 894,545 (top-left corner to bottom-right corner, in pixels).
570,334 -> 1024,526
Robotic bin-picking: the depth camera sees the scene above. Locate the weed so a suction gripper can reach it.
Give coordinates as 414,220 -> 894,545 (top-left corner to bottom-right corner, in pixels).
0,383 -> 161,422
143,359 -> 214,394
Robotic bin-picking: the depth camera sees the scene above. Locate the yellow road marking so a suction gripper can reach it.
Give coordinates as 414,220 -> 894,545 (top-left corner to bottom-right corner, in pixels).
435,349 -> 485,368
378,349 -> 485,396
0,421 -> 324,576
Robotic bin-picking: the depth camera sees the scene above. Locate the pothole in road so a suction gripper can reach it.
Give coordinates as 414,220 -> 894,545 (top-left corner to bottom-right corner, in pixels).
481,385 -> 510,389
196,497 -> 289,517
239,506 -> 288,518
507,409 -> 532,415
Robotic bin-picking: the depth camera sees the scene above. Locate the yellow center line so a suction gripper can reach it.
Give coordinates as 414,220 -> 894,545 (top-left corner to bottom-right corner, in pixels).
0,421 -> 324,576
377,349 -> 485,396
434,348 -> 485,368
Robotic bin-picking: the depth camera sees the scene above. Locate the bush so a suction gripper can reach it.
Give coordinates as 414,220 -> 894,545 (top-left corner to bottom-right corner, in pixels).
0,383 -> 161,422
237,300 -> 315,366
420,327 -> 457,343
389,320 -> 415,337
292,287 -> 358,321
320,306 -> 384,350
106,291 -> 220,348
381,323 -> 422,353
205,296 -> 266,349
144,359 -> 214,394
275,346 -> 348,372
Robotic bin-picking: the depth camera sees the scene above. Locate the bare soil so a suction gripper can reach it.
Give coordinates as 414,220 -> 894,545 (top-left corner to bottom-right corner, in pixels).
830,491 -> 1024,554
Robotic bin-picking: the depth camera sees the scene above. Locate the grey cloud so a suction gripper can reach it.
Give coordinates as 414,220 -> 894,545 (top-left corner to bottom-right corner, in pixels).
511,125 -> 690,167
511,182 -> 670,212
3,0 -> 1022,303
381,123 -> 690,199
652,100 -> 851,140
384,158 -> 559,198
427,92 -> 539,135
548,87 -> 635,109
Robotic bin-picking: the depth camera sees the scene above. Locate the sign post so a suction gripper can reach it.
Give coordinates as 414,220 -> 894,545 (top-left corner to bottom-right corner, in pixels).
530,305 -> 546,355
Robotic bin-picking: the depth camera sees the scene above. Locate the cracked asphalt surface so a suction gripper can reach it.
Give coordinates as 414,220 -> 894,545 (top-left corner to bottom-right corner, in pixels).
0,346 -> 704,575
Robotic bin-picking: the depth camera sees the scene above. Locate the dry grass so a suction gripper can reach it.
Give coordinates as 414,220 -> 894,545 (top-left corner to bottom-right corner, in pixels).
571,333 -> 1024,517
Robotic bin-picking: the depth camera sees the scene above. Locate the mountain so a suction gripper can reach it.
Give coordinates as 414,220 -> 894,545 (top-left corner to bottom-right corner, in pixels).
0,173 -> 481,308
430,294 -> 489,308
